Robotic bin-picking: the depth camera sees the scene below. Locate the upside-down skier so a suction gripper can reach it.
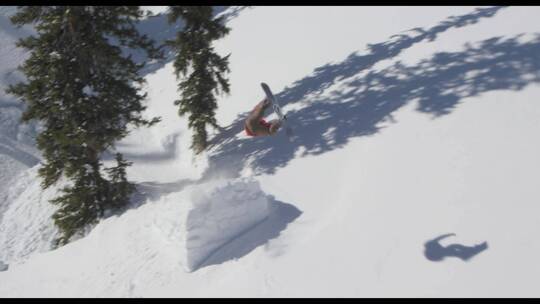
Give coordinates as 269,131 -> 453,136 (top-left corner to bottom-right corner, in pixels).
244,97 -> 283,137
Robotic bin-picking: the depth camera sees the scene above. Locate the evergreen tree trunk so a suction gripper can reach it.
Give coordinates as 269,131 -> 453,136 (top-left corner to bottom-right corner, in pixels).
168,6 -> 231,154
8,6 -> 162,245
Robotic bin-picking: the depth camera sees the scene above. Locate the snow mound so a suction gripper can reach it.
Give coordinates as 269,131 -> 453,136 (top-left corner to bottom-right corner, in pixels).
154,178 -> 270,272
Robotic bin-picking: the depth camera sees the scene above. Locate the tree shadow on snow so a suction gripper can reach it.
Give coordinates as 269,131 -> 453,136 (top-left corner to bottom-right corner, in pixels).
205,6 -> 540,180
196,195 -> 302,270
118,6 -> 528,268
424,233 -> 488,262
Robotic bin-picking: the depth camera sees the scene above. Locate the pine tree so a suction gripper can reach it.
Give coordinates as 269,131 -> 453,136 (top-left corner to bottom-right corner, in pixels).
167,6 -> 231,154
8,6 -> 161,245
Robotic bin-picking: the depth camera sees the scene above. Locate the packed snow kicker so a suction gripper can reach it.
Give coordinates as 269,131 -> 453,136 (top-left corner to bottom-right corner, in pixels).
1,5 -> 540,298
152,178 -> 270,272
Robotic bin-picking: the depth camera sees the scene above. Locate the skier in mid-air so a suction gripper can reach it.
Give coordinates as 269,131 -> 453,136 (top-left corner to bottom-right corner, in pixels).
244,97 -> 283,137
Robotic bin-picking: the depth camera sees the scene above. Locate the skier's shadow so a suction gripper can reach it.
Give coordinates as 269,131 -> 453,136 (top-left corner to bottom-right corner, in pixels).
424,233 -> 488,262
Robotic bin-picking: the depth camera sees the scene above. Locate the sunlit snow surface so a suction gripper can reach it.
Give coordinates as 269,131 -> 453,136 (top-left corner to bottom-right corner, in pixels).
2,6 -> 540,297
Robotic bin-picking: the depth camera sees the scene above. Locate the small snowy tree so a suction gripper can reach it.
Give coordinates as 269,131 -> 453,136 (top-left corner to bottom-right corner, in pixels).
8,6 -> 161,245
168,6 -> 231,154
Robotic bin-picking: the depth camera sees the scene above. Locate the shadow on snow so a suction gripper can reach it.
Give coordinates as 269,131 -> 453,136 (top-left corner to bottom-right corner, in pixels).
206,7 -> 540,180
197,196 -> 302,270
129,6 -> 533,270
424,233 -> 488,262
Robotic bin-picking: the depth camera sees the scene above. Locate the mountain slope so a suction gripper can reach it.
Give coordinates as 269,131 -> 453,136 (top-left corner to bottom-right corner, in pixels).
0,7 -> 40,198
1,6 -> 540,297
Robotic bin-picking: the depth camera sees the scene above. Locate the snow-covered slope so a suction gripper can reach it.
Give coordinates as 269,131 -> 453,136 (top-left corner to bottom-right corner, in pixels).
0,7 -> 40,198
2,6 -> 540,297
0,7 -> 51,265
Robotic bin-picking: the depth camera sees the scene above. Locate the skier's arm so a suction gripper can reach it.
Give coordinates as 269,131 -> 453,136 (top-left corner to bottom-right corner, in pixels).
433,233 -> 456,242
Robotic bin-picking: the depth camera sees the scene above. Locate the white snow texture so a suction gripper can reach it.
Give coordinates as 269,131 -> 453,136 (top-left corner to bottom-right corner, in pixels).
2,5 -> 540,297
154,179 -> 269,272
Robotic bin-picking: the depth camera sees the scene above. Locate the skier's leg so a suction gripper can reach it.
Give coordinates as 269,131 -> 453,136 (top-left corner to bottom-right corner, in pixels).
248,98 -> 270,121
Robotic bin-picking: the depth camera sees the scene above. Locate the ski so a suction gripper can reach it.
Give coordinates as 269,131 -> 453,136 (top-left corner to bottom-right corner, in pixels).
260,82 -> 294,141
